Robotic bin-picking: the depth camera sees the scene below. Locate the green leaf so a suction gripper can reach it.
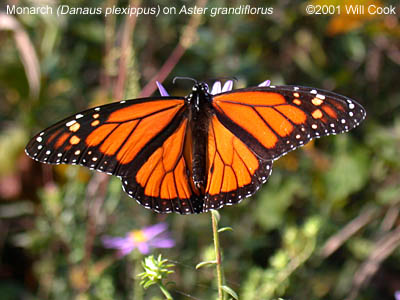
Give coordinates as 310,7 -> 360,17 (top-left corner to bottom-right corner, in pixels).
256,175 -> 303,230
143,280 -> 154,289
221,285 -> 239,300
323,144 -> 369,204
218,226 -> 233,233
195,260 -> 217,269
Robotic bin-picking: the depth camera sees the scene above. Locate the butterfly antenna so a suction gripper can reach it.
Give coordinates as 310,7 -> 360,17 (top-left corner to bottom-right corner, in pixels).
229,76 -> 238,82
173,76 -> 198,85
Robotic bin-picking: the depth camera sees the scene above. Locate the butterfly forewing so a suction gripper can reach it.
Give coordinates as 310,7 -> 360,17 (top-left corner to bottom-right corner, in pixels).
25,97 -> 186,176
212,85 -> 366,161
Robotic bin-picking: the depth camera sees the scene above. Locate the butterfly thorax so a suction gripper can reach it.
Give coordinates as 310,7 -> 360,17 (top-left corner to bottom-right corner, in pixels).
187,82 -> 213,192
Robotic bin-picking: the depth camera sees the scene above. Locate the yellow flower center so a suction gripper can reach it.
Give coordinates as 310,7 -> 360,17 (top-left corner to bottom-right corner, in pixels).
130,230 -> 148,243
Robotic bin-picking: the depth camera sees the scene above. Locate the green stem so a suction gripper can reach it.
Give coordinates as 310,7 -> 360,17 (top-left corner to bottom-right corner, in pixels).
159,282 -> 173,300
211,210 -> 224,300
132,253 -> 144,300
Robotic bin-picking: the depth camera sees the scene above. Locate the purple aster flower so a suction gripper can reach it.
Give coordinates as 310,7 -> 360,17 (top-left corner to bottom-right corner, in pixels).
210,80 -> 234,94
395,291 -> 400,300
102,223 -> 175,256
156,79 -> 270,97
156,81 -> 169,96
222,80 -> 233,92
258,79 -> 271,87
211,81 -> 222,94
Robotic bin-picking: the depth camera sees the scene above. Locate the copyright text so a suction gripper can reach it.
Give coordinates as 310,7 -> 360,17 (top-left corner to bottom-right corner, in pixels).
305,4 -> 397,15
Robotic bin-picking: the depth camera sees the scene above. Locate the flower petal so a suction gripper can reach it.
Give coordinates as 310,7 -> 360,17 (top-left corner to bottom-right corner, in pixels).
143,223 -> 168,239
102,236 -> 130,249
395,291 -> 400,300
118,244 -> 136,257
222,80 -> 233,92
156,81 -> 169,96
211,81 -> 222,95
102,235 -> 137,256
258,80 -> 271,87
137,242 -> 150,254
149,238 -> 175,249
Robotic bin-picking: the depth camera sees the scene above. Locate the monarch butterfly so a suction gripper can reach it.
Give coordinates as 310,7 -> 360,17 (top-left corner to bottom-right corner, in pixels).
26,79 -> 366,214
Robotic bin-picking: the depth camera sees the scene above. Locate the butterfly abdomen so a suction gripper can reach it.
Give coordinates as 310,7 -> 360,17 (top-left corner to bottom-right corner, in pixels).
188,87 -> 213,192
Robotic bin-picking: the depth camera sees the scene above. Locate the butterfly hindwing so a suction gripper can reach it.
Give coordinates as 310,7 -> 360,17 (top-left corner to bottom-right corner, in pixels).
212,85 -> 366,161
204,116 -> 273,211
121,117 -> 203,214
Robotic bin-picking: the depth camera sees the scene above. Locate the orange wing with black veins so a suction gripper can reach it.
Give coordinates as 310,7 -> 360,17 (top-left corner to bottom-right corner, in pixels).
212,86 -> 366,161
203,116 -> 273,211
122,118 -> 205,214
26,97 -> 205,214
26,98 -> 186,176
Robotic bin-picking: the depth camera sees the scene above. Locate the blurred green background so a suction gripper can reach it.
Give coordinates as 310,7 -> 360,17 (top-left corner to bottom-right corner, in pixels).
1,0 -> 400,299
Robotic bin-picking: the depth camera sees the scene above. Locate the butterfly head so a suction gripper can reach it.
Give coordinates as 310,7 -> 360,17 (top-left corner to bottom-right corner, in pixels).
192,82 -> 209,93
189,82 -> 211,112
